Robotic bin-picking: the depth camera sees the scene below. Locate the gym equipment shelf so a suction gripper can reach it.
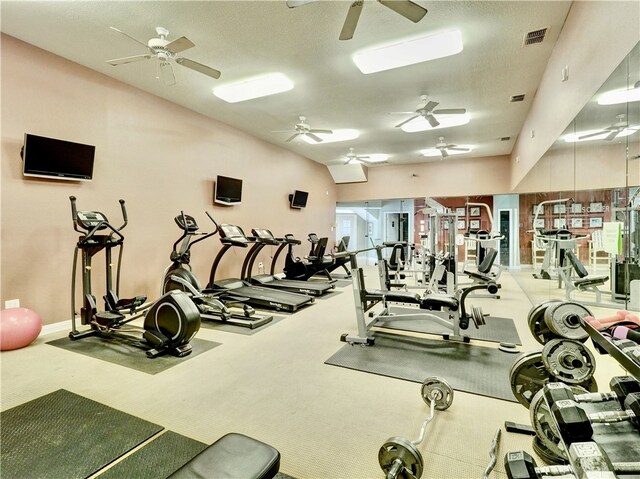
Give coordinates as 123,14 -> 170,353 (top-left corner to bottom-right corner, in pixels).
580,318 -> 640,380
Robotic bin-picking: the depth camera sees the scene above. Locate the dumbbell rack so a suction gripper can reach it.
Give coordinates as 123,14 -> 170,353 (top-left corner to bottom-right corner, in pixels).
580,318 -> 640,379
543,319 -> 640,476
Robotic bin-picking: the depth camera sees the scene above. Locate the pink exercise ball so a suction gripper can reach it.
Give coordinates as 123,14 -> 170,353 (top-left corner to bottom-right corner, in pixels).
0,307 -> 42,351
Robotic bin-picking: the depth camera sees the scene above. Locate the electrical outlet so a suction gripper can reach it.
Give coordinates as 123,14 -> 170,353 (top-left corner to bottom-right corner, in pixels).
5,299 -> 20,309
258,262 -> 264,274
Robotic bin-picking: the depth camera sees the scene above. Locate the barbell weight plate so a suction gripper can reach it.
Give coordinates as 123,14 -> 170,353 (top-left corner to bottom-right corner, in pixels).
542,339 -> 596,384
528,300 -> 563,345
543,301 -> 591,342
421,377 -> 454,410
532,435 -> 569,466
509,351 -> 550,408
379,436 -> 424,479
472,306 -> 486,327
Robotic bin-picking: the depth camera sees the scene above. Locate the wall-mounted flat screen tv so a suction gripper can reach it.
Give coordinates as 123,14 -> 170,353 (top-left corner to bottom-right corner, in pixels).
290,190 -> 309,209
22,133 -> 95,181
214,175 -> 243,205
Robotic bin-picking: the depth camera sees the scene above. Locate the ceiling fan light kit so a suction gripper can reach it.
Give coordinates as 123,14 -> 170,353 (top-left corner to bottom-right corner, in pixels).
213,72 -> 294,103
352,29 -> 463,74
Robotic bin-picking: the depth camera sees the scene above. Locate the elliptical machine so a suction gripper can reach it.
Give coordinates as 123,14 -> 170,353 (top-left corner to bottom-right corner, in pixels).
162,212 -> 272,329
69,196 -> 201,358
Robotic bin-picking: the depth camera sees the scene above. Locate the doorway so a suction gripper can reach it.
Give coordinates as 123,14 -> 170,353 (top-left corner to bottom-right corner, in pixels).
384,212 -> 409,243
496,208 -> 518,267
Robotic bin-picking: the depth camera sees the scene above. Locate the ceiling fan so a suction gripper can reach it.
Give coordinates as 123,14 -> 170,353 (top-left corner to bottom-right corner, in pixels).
394,95 -> 466,128
286,0 -> 428,41
344,148 -> 385,165
578,114 -> 630,141
432,137 -> 470,159
273,116 -> 333,143
106,26 -> 221,86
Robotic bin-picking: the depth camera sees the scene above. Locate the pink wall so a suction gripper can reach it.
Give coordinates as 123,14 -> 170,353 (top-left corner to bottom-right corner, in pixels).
1,35 -> 337,324
335,155 -> 512,201
510,1 -> 640,189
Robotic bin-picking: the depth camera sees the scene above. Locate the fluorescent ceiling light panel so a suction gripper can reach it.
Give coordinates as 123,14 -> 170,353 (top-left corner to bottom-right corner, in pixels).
597,86 -> 640,105
353,29 -> 463,74
302,129 -> 360,144
213,73 -> 293,103
401,113 -> 471,133
420,146 -> 472,157
563,127 -> 639,142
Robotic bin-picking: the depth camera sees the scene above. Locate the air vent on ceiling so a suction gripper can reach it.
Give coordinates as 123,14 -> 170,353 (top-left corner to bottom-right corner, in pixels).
510,94 -> 525,102
500,136 -> 511,141
523,27 -> 549,46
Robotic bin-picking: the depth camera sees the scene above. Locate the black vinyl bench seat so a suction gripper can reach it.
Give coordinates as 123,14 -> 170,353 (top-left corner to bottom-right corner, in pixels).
364,289 -> 459,311
168,433 -> 280,479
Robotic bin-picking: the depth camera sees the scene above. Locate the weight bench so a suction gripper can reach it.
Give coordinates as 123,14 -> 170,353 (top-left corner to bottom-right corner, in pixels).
559,250 -> 609,303
462,248 -> 502,298
168,433 -> 280,479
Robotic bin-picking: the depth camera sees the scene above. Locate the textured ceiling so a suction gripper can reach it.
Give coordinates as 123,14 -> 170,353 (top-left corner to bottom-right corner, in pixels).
1,1 -> 573,167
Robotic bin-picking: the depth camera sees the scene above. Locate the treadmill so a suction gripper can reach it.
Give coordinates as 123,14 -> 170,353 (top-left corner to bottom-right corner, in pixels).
244,228 -> 335,296
207,224 -> 314,312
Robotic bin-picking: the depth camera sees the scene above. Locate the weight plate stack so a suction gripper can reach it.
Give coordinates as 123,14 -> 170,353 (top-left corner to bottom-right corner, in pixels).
509,351 -> 550,408
528,300 -> 563,345
532,436 -> 569,466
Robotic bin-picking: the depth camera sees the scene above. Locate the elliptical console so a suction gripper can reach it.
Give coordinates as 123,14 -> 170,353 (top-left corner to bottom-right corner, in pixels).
69,196 -> 201,358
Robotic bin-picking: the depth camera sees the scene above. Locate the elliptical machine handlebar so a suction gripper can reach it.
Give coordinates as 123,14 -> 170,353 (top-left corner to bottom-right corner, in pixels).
119,199 -> 128,230
69,196 -> 125,244
70,195 -> 79,232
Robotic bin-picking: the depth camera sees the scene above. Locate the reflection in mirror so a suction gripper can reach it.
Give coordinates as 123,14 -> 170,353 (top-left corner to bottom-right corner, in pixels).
335,43 -> 639,313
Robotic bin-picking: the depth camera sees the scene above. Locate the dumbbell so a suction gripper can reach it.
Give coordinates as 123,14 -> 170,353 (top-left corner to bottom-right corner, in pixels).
505,442 -> 640,479
378,377 -> 453,479
548,392 -> 640,445
543,377 -> 640,407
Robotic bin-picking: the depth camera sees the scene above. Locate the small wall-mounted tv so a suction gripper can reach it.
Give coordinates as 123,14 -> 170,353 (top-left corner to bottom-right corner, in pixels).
214,175 -> 243,205
22,133 -> 95,181
289,190 -> 309,209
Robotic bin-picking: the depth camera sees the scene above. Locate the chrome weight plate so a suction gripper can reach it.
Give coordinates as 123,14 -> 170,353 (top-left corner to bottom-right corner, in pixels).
543,301 -> 591,342
421,377 -> 454,410
542,339 -> 596,384
379,436 -> 424,479
509,351 -> 550,408
528,300 -> 563,345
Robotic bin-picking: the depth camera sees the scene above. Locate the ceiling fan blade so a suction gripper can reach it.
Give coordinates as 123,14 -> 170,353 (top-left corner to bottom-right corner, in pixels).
578,131 -> 606,140
285,133 -> 300,142
175,57 -> 221,79
286,0 -> 319,7
425,113 -> 440,128
604,130 -> 620,141
308,129 -> 333,134
395,115 -> 420,128
158,61 -> 176,86
439,150 -> 449,158
109,26 -> 149,49
339,1 -> 364,41
433,108 -> 466,115
448,147 -> 470,152
305,133 -> 324,142
424,100 -> 439,112
166,36 -> 195,54
378,0 -> 428,22
107,54 -> 153,66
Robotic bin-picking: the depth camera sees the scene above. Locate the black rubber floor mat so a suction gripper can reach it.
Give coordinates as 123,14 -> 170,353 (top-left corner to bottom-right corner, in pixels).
325,332 -> 517,402
378,308 -> 522,344
99,431 -> 207,479
0,389 -> 163,479
46,337 -> 220,374
200,316 -> 285,335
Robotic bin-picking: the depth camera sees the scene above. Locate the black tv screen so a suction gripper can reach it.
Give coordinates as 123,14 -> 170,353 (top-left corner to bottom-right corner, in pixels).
22,133 -> 95,181
290,190 -> 309,209
214,175 -> 243,205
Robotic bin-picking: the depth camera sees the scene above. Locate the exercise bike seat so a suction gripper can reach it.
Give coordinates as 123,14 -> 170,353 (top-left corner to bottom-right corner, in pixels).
420,293 -> 459,311
168,433 -> 280,479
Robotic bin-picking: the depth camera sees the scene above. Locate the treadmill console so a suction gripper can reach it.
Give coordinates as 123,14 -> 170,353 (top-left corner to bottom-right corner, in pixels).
251,228 -> 279,245
219,224 -> 249,246
284,234 -> 302,245
76,211 -> 109,231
